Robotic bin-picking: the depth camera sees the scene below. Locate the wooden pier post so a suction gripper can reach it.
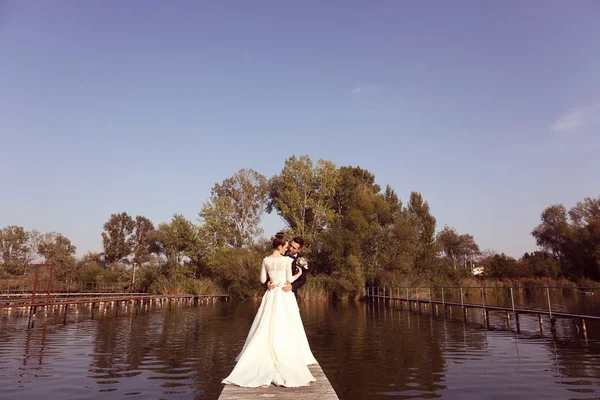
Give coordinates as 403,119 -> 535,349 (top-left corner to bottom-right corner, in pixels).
481,287 -> 486,319
546,287 -> 552,318
460,287 -> 466,321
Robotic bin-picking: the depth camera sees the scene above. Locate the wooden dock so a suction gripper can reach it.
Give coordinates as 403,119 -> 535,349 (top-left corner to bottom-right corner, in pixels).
218,363 -> 339,400
368,286 -> 600,338
0,293 -> 229,310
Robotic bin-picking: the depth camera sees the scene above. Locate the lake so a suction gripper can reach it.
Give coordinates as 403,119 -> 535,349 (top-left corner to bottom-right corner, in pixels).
1,295 -> 599,399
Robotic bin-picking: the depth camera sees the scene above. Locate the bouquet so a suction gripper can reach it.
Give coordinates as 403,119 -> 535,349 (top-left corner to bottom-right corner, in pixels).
297,257 -> 308,269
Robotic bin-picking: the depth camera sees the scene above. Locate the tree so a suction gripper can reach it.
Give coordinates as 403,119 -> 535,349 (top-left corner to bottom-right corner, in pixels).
102,212 -> 135,265
331,166 -> 380,215
317,166 -> 381,275
568,197 -> 600,279
24,230 -> 45,267
437,225 -> 480,272
267,155 -> 339,248
150,214 -> 199,270
131,216 -> 155,287
486,253 -> 521,278
199,168 -> 268,248
316,166 -> 417,297
531,205 -> 570,263
520,251 -> 561,278
0,225 -> 30,275
38,232 -> 77,283
532,197 -> 600,279
407,192 -> 437,270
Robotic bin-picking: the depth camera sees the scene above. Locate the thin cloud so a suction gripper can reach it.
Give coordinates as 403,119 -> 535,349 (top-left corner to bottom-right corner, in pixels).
551,104 -> 600,132
349,84 -> 381,94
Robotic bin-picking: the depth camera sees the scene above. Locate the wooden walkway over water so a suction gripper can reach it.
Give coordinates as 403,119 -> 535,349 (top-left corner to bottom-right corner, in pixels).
218,363 -> 338,400
0,292 -> 229,322
0,292 -> 229,309
368,286 -> 600,338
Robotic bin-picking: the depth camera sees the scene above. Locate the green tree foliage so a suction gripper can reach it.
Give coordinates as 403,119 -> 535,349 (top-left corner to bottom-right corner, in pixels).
0,225 -> 30,275
150,214 -> 200,270
486,253 -> 520,278
199,168 -> 268,248
407,192 -> 437,270
8,159 -> 598,297
102,212 -> 135,264
317,167 -> 385,289
131,216 -> 155,286
532,197 -> 600,279
316,167 -> 420,298
437,225 -> 480,273
520,251 -> 561,278
38,232 -> 77,283
267,155 -> 339,248
209,246 -> 265,298
77,252 -> 105,286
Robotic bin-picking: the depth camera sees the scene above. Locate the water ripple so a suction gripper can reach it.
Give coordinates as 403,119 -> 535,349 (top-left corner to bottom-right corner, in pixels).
1,301 -> 600,399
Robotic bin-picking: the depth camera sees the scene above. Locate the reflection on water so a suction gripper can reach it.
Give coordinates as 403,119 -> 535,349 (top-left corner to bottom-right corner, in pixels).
0,298 -> 599,399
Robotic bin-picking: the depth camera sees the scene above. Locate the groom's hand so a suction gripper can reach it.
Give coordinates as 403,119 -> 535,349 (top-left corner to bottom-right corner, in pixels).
282,282 -> 292,292
267,281 -> 275,290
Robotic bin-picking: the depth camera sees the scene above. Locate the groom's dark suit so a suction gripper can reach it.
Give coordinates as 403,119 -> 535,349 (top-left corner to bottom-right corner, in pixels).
285,251 -> 308,295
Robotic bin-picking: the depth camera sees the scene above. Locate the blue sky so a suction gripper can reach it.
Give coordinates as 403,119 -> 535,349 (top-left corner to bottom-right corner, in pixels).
1,1 -> 599,258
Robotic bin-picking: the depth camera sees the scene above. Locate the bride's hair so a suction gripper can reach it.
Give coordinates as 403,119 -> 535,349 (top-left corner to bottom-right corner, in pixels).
272,231 -> 288,249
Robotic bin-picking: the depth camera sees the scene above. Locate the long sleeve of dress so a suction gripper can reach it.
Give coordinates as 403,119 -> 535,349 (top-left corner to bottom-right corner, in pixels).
260,259 -> 267,284
286,258 -> 296,283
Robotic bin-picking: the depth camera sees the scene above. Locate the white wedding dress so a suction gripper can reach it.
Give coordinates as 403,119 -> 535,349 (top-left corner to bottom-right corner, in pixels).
222,255 -> 317,388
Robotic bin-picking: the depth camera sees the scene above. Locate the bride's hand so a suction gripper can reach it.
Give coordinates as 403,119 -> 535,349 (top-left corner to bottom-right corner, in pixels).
292,267 -> 302,282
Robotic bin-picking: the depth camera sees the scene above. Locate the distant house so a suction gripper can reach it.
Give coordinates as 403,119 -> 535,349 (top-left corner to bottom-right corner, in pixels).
472,265 -> 484,276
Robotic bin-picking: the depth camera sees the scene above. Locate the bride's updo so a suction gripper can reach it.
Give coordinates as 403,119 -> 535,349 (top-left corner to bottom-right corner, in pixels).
272,232 -> 288,249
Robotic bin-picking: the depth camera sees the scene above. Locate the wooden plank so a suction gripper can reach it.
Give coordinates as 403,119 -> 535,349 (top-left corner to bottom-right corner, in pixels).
0,294 -> 230,309
218,363 -> 339,400
381,296 -> 600,320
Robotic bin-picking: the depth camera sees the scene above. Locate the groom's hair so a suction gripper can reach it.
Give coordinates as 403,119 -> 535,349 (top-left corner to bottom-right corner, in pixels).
291,236 -> 304,249
272,232 -> 288,249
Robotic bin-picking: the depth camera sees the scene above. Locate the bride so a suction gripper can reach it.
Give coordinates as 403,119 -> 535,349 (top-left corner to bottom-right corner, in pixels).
222,232 -> 318,388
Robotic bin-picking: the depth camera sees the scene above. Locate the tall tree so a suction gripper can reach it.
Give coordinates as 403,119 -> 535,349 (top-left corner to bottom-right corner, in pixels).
267,155 -> 338,247
199,168 -> 268,248
38,232 -> 77,283
150,214 -> 199,270
437,225 -> 480,272
0,225 -> 30,275
567,197 -> 600,279
531,205 -> 570,262
532,197 -> 600,279
24,230 -> 44,267
131,216 -> 155,286
102,212 -> 135,265
317,166 -> 414,293
407,192 -> 437,270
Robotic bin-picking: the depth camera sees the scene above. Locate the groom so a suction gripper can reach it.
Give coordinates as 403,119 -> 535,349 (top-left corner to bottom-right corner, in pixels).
267,236 -> 308,297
